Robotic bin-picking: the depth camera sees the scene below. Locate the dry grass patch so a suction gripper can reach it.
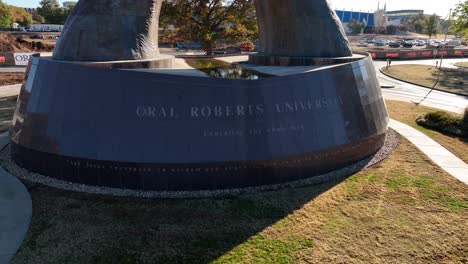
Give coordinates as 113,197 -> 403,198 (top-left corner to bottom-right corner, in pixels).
386,100 -> 468,163
382,64 -> 467,95
455,62 -> 468,68
0,72 -> 24,86
7,139 -> 467,264
0,95 -> 17,133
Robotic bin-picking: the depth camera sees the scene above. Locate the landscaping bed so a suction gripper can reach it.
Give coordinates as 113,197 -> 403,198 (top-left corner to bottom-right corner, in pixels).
382,65 -> 468,96
0,34 -> 54,53
386,100 -> 468,163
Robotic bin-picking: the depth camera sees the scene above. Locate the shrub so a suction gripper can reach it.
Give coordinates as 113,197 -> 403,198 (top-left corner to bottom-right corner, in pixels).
463,107 -> 468,131
416,110 -> 467,137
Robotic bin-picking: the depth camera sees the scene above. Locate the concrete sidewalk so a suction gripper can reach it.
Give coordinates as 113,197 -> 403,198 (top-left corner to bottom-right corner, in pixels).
389,119 -> 468,184
0,135 -> 32,264
0,84 -> 21,98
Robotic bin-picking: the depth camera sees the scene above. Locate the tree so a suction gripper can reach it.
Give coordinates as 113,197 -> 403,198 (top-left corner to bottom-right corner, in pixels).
386,25 -> 398,35
424,14 -> 438,39
450,0 -> 468,37
408,14 -> 425,33
37,0 -> 65,24
162,0 -> 257,55
63,2 -> 76,20
32,13 -> 45,24
0,0 -> 13,28
347,19 -> 365,34
363,25 -> 375,34
9,5 -> 33,28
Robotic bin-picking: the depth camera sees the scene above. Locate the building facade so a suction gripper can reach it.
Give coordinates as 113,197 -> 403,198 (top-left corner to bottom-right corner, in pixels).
336,4 -> 425,33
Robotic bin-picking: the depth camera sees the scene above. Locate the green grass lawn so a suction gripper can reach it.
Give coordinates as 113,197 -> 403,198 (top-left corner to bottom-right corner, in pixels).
6,138 -> 467,264
382,65 -> 468,96
386,100 -> 468,163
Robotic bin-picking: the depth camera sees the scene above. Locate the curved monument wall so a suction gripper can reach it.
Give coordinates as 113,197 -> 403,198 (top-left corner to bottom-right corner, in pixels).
10,55 -> 388,191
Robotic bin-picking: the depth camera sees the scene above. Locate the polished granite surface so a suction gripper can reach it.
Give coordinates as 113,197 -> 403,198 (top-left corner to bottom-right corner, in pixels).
10,55 -> 389,190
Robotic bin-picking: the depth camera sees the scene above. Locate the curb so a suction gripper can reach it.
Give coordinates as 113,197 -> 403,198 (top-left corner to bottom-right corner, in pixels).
379,68 -> 468,97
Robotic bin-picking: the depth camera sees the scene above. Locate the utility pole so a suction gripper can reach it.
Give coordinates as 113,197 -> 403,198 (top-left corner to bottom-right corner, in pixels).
440,8 -> 452,69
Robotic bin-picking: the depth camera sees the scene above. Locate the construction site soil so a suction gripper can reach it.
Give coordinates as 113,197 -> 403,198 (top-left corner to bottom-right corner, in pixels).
0,34 -> 55,53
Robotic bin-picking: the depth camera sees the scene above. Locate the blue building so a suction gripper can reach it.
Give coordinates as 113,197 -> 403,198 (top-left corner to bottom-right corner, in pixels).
335,10 -> 375,27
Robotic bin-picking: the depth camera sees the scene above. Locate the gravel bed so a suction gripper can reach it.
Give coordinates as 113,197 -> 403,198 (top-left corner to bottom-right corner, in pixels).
0,129 -> 399,199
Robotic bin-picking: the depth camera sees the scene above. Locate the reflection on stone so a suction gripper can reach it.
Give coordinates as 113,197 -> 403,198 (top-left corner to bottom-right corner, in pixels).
10,55 -> 389,191
10,0 -> 388,192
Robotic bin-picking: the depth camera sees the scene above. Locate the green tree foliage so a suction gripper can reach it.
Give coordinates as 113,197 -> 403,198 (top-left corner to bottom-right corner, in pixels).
386,25 -> 398,35
63,2 -> 76,20
450,0 -> 468,37
32,13 -> 45,24
162,0 -> 257,55
0,0 -> 13,28
9,5 -> 33,28
347,19 -> 365,34
424,14 -> 439,39
37,0 -> 65,24
408,14 -> 425,33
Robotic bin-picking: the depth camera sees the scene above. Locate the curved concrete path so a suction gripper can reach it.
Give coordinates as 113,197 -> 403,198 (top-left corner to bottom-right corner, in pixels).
389,119 -> 468,184
0,134 -> 32,264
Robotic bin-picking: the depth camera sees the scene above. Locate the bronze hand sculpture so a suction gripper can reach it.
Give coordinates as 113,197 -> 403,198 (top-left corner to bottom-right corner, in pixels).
54,0 -> 351,62
255,0 -> 352,58
53,0 -> 163,61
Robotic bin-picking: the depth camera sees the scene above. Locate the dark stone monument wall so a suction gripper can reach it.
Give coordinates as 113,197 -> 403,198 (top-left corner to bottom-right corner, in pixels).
53,0 -> 163,61
10,55 -> 388,191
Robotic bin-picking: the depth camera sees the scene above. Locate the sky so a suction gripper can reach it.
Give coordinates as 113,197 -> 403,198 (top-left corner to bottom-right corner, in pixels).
4,0 -> 462,17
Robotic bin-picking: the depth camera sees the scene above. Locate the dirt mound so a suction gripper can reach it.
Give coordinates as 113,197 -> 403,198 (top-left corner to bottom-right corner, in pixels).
0,34 -> 54,53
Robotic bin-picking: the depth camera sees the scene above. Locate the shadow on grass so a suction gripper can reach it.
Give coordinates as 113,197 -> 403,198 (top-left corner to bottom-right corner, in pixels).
417,123 -> 468,143
15,169 -> 362,264
431,69 -> 468,95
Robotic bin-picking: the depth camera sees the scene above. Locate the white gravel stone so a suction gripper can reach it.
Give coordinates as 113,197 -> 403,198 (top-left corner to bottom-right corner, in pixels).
0,130 -> 399,199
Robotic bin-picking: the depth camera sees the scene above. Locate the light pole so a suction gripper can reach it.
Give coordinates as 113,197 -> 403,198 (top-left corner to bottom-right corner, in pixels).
439,8 -> 452,69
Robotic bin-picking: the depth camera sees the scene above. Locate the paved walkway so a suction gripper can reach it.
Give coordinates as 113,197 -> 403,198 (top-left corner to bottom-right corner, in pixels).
0,134 -> 32,264
0,84 -> 21,98
389,119 -> 468,184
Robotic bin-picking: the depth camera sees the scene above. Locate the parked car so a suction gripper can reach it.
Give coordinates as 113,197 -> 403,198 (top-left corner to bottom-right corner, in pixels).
374,39 -> 386,47
30,34 -> 46,39
447,39 -> 462,47
176,41 -> 202,50
415,40 -> 426,46
389,41 -> 401,48
402,41 -> 414,48
428,40 -> 441,48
